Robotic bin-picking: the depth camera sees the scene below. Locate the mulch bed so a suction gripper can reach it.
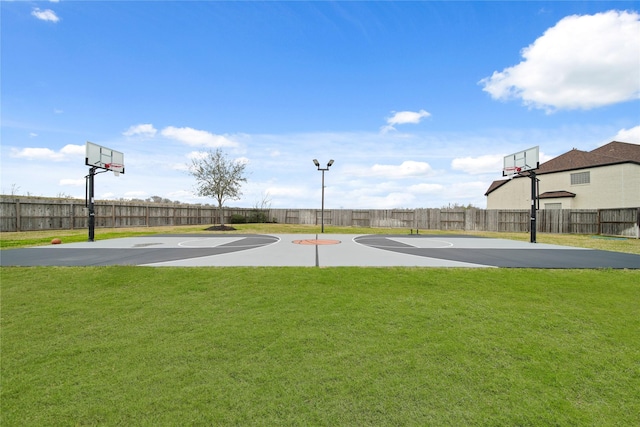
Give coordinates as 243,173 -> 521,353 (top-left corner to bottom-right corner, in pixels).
204,225 -> 237,231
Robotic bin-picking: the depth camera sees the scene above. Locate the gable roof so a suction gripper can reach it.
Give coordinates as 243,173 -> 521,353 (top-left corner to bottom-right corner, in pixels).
485,141 -> 640,196
539,191 -> 576,199
537,141 -> 640,174
484,179 -> 509,196
590,141 -> 640,163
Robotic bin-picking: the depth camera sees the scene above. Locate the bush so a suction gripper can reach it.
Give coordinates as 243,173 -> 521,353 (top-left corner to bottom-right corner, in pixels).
248,210 -> 269,223
230,214 -> 246,224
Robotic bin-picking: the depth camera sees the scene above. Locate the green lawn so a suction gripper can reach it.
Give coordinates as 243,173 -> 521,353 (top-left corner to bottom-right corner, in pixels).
2,267 -> 639,425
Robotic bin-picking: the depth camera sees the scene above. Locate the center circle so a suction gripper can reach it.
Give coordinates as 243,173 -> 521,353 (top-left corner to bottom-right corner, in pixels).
292,239 -> 341,245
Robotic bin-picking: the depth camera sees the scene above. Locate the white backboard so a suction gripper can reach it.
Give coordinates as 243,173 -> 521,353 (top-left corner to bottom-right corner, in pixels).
85,141 -> 125,174
503,146 -> 539,177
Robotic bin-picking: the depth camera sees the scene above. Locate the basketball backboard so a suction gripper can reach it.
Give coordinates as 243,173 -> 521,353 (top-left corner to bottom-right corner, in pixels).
86,141 -> 125,175
503,146 -> 539,177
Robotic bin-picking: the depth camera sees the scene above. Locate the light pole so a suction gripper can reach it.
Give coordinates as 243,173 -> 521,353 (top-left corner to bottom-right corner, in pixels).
313,159 -> 334,233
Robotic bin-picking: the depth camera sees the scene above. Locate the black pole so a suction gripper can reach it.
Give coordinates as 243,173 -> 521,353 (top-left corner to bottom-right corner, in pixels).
530,170 -> 537,243
88,167 -> 96,242
313,159 -> 333,234
321,169 -> 325,233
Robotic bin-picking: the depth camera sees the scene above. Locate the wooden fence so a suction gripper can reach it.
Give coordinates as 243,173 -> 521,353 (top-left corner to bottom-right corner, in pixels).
1,196 -> 638,238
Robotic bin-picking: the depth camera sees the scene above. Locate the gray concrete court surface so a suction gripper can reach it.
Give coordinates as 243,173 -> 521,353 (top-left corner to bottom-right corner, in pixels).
2,234 -> 640,268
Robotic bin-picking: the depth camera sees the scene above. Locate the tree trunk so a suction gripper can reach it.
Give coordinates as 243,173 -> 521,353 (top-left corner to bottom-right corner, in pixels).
218,201 -> 224,226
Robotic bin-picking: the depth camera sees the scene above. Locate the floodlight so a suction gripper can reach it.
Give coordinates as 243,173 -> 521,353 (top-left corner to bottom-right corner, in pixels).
312,158 -> 334,233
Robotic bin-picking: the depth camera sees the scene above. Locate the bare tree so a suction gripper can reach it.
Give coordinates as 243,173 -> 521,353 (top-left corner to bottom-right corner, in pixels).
189,149 -> 248,226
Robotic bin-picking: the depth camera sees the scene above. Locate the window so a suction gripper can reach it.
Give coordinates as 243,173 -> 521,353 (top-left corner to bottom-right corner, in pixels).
571,171 -> 590,185
544,203 -> 562,209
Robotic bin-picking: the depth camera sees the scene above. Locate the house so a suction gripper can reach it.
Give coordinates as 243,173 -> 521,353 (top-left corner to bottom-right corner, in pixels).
485,141 -> 640,210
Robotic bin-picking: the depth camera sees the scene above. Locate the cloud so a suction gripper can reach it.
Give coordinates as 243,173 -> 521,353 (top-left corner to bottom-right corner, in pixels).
161,126 -> 237,147
123,191 -> 148,199
381,109 -> 431,133
123,123 -> 157,138
451,154 -> 503,175
11,144 -> 84,162
60,144 -> 85,156
59,178 -> 85,187
370,160 -> 434,178
407,183 -> 444,194
612,125 -> 640,144
480,10 -> 640,111
186,150 -> 208,161
31,8 -> 60,23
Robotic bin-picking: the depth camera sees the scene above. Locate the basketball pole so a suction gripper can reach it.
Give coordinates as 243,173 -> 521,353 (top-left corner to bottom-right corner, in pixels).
87,167 -> 96,242
530,170 -> 537,244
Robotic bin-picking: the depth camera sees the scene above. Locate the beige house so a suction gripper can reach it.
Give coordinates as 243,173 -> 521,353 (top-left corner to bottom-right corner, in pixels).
485,141 -> 640,210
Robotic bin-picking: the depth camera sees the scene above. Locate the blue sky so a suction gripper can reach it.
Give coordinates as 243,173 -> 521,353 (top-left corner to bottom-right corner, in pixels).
2,1 -> 639,209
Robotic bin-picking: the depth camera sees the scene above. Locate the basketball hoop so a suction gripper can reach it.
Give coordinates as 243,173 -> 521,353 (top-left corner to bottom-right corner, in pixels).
503,166 -> 522,175
105,163 -> 124,176
503,146 -> 539,177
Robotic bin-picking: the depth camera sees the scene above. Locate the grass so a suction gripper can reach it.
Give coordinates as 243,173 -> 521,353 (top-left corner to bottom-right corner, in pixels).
2,267 -> 639,425
2,223 -> 639,254
2,225 -> 639,424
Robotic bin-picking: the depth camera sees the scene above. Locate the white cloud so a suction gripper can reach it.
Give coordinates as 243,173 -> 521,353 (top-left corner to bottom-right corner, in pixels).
161,126 -> 237,147
451,154 -> 503,175
12,147 -> 59,160
447,181 -> 489,199
186,150 -> 208,161
407,183 -> 444,193
59,178 -> 85,186
31,8 -> 60,23
265,185 -> 309,198
612,125 -> 640,144
381,109 -> 431,133
60,144 -> 85,156
123,191 -> 148,199
480,10 -> 640,111
123,123 -> 157,138
11,144 -> 84,162
354,192 -> 418,210
370,160 -> 434,178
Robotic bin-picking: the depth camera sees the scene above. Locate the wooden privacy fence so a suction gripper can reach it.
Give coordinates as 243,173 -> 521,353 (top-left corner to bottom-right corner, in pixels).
1,196 -> 639,238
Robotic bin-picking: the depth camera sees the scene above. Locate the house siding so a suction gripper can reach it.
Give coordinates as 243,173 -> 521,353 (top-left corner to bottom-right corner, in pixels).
487,163 -> 640,210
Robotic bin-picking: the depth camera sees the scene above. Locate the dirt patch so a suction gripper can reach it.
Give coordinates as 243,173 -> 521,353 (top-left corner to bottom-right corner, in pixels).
204,225 -> 237,231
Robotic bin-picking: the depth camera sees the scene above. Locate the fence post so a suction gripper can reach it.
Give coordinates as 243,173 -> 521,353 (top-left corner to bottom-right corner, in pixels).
15,200 -> 21,232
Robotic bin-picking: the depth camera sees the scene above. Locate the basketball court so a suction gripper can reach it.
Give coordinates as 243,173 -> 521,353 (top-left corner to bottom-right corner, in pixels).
2,234 -> 639,268
4,143 -> 638,268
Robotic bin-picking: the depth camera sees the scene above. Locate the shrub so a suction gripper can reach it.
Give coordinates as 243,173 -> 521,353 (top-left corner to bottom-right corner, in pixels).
230,214 -> 246,224
248,210 -> 269,223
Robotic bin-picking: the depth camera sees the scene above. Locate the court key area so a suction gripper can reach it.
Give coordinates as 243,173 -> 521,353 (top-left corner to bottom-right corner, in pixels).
2,234 -> 639,269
